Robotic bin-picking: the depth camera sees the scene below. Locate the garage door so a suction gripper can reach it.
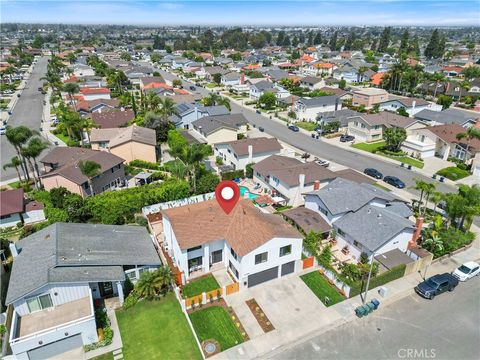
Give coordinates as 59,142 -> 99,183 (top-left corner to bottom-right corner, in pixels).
248,266 -> 278,287
281,261 -> 295,276
28,334 -> 83,360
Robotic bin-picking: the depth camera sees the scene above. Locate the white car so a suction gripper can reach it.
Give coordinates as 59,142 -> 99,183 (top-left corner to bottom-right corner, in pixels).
452,261 -> 480,281
0,126 -> 6,135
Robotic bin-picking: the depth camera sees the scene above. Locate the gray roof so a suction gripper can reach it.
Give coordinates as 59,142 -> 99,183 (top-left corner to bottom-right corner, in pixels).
334,205 -> 414,252
253,80 -> 274,91
7,223 -> 161,304
415,108 -> 479,126
202,105 -> 230,116
192,114 -> 247,135
383,203 -> 413,218
267,69 -> 289,81
297,95 -> 338,108
318,109 -> 362,127
305,178 -> 403,215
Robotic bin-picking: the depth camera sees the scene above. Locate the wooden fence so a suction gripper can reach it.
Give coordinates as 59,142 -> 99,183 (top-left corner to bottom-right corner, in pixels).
183,283 -> 238,310
302,256 -> 314,270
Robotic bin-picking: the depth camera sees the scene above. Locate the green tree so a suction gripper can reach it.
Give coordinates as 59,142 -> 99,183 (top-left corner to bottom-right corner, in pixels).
172,79 -> 182,88
338,79 -> 346,90
424,29 -> 440,59
63,82 -> 80,111
399,30 -> 409,54
202,93 -> 231,111
313,32 -> 322,46
383,127 -> 406,152
150,53 -> 162,63
422,234 -> 444,254
437,94 -> 453,109
377,27 -> 391,53
120,52 -> 132,61
277,31 -> 285,46
144,111 -> 174,143
329,31 -> 338,51
396,107 -> 409,117
78,160 -> 101,196
462,66 -> 480,80
5,125 -> 36,180
258,92 -> 276,110
456,127 -> 480,159
196,172 -> 220,194
3,156 -> 24,183
213,72 -> 222,85
135,271 -> 161,298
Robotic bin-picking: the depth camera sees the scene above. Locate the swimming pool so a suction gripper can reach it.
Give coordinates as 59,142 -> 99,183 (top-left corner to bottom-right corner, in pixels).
239,186 -> 260,200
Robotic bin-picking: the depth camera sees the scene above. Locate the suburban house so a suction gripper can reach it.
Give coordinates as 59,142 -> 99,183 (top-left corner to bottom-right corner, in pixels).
299,76 -> 325,91
414,108 -> 479,128
171,103 -> 230,129
90,125 -> 157,163
0,189 -> 46,229
214,137 -> 283,171
317,109 -> 361,129
76,99 -> 120,117
401,123 -> 480,161
90,110 -> 135,129
40,147 -> 126,197
294,95 -> 341,122
220,72 -> 242,87
6,223 -> 160,360
305,178 -> 415,262
139,76 -> 166,89
162,199 -> 303,287
79,87 -> 111,101
346,113 -> 426,142
252,155 -> 337,206
249,80 -> 274,99
191,114 -> 248,144
352,88 -> 389,108
377,96 -> 442,117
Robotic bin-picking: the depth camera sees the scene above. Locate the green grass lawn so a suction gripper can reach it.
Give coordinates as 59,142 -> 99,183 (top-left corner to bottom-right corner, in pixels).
116,293 -> 202,360
182,274 -> 220,298
189,306 -> 244,352
352,141 -> 424,168
436,166 -> 470,181
296,121 -> 317,131
373,183 -> 392,192
51,131 -> 70,144
300,271 -> 345,307
92,353 -> 113,360
206,83 -> 217,88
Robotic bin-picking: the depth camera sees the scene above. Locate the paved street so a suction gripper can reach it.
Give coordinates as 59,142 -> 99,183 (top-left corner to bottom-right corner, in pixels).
270,276 -> 480,360
1,56 -> 50,182
159,69 -> 457,197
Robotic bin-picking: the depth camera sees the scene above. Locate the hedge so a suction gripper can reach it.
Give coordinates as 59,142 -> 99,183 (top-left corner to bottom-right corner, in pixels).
129,159 -> 162,170
221,170 -> 244,180
349,263 -> 406,297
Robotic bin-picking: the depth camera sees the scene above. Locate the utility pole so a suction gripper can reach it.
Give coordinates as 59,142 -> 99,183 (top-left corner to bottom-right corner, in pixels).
362,253 -> 376,305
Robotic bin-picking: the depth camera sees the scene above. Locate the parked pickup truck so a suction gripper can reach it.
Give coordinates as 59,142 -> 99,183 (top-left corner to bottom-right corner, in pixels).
415,273 -> 458,300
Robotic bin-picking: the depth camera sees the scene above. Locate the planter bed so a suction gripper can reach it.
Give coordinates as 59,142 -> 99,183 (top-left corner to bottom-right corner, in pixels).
182,274 -> 220,298
245,298 -> 275,333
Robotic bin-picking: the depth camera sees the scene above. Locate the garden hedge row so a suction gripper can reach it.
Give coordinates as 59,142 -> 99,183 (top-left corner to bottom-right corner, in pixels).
349,263 -> 406,298
221,170 -> 245,181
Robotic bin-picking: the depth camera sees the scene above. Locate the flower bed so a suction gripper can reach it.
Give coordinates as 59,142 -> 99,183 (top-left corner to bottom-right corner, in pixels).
245,298 -> 275,333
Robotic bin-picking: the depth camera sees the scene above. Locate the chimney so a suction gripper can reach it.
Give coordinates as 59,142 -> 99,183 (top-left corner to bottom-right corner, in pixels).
313,180 -> 320,190
298,174 -> 306,192
410,217 -> 424,248
9,242 -> 19,258
412,100 -> 416,111
248,145 -> 253,163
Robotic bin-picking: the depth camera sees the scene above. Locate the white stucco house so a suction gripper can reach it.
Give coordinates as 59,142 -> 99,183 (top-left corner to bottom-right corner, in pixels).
0,189 -> 46,229
214,137 -> 283,171
377,96 -> 442,117
304,178 -> 415,262
5,223 -> 161,360
294,95 -> 341,122
162,199 -> 303,288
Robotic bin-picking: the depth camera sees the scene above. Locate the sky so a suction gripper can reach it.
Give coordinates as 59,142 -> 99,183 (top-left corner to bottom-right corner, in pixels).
1,0 -> 480,26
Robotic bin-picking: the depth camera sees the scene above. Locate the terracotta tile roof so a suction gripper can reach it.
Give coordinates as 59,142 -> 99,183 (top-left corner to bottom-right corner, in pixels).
144,82 -> 172,90
217,137 -> 282,156
80,87 -> 110,95
370,72 -> 385,86
162,199 -> 301,256
315,63 -> 334,69
0,188 -> 24,216
243,64 -> 260,70
427,124 -> 480,152
90,110 -> 135,128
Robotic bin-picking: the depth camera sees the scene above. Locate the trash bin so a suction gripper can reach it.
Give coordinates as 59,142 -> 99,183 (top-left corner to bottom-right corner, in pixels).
366,302 -> 376,312
378,286 -> 388,298
311,133 -> 315,138
371,298 -> 380,309
355,306 -> 366,317
440,177 -> 445,183
362,304 -> 372,314
432,174 -> 437,180
408,165 -> 412,170
400,163 -> 405,167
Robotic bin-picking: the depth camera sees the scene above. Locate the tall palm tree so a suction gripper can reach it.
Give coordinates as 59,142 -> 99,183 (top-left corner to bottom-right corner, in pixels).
456,127 -> 480,162
23,137 -> 48,180
146,91 -> 161,111
154,266 -> 173,295
422,182 -> 436,216
20,143 -> 42,190
3,156 -> 24,183
412,179 -> 429,214
430,191 -> 444,214
202,93 -> 231,111
5,126 -> 36,180
63,82 -> 80,111
158,97 -> 177,121
431,72 -> 445,99
78,160 -> 101,196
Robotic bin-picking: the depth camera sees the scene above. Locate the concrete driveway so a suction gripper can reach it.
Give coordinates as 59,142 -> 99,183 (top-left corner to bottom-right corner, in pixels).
224,271 -> 328,340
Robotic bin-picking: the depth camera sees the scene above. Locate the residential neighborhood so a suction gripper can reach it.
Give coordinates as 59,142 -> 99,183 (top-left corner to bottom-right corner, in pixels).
0,3 -> 479,360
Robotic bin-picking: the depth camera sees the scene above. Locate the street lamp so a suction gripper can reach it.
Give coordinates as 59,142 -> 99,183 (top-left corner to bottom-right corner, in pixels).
362,252 -> 378,305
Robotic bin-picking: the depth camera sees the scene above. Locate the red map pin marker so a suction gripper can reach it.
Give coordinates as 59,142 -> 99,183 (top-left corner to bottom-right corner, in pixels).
215,180 -> 240,215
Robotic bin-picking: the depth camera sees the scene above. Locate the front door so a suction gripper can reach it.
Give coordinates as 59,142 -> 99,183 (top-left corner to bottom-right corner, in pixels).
211,250 -> 223,265
99,282 -> 114,298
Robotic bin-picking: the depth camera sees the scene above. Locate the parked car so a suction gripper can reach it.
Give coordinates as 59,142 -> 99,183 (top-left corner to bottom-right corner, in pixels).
340,134 -> 355,142
258,126 -> 265,132
415,273 -> 458,299
452,262 -> 480,281
0,126 -> 6,135
189,85 -> 196,91
383,176 -> 405,188
256,109 -> 261,114
288,124 -> 299,132
315,159 -> 330,168
364,168 -> 383,179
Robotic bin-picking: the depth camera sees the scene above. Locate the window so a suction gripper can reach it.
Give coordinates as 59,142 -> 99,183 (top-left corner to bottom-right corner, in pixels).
27,294 -> 53,313
337,228 -> 345,236
187,245 -> 202,253
279,245 -> 292,257
255,252 -> 268,265
319,207 -> 328,216
230,247 -> 238,261
353,240 -> 359,247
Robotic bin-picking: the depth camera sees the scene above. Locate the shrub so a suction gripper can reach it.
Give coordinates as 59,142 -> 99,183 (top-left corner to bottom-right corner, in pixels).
123,291 -> 140,310
221,170 -> 244,180
135,216 -> 148,227
349,264 -> 406,297
129,159 -> 161,170
434,228 -> 475,258
245,163 -> 255,178
456,162 -> 469,171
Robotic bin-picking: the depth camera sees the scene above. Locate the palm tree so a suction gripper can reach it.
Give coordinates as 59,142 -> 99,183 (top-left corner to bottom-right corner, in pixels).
357,66 -> 368,83
78,160 -> 101,196
456,127 -> 480,162
429,191 -> 444,214
146,91 -> 161,111
22,137 -> 48,180
202,93 -> 231,111
422,234 -> 444,254
154,266 -> 173,295
63,82 -> 80,111
20,143 -> 42,190
3,156 -> 24,183
412,179 -> 429,214
135,271 -> 161,299
158,97 -> 177,121
431,72 -> 445,99
5,125 -> 36,180
422,182 -> 436,216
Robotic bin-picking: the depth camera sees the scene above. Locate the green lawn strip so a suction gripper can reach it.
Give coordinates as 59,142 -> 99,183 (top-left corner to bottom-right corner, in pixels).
189,306 -> 244,351
352,141 -> 424,168
296,121 -> 317,131
300,271 -> 345,307
116,293 -> 202,360
50,131 -> 70,144
379,153 -> 424,169
436,166 -> 470,181
373,183 -> 392,192
91,352 -> 114,360
352,141 -> 386,152
182,274 -> 220,298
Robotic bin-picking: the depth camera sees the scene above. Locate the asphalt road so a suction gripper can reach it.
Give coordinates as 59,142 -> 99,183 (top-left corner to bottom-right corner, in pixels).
270,276 -> 480,360
160,69 -> 456,197
1,56 -> 50,182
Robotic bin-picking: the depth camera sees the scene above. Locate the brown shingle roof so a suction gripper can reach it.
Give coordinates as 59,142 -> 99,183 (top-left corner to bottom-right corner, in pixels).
76,99 -> 120,113
90,110 -> 135,129
334,169 -> 376,185
281,207 -> 332,234
427,123 -> 480,152
352,113 -> 418,128
90,125 -> 156,147
162,199 -> 301,256
218,137 -> 282,156
40,148 -> 124,185
0,188 -> 24,216
253,155 -> 301,176
268,161 -> 337,186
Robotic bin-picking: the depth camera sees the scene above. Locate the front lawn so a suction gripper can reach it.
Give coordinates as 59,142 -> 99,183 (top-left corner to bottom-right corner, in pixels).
189,306 -> 244,351
206,83 -> 217,88
380,153 -> 424,169
352,141 -> 424,168
116,293 -> 202,360
182,274 -> 220,298
296,121 -> 317,131
300,271 -> 345,306
352,141 -> 386,152
92,353 -> 113,360
436,166 -> 470,181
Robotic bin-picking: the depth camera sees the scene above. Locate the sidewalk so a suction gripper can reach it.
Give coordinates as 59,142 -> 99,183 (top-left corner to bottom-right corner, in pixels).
213,236 -> 480,360
41,89 -> 67,146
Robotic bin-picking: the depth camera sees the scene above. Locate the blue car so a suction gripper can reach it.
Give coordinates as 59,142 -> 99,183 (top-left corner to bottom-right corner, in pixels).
383,176 -> 405,189
364,168 -> 383,179
288,124 -> 299,132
